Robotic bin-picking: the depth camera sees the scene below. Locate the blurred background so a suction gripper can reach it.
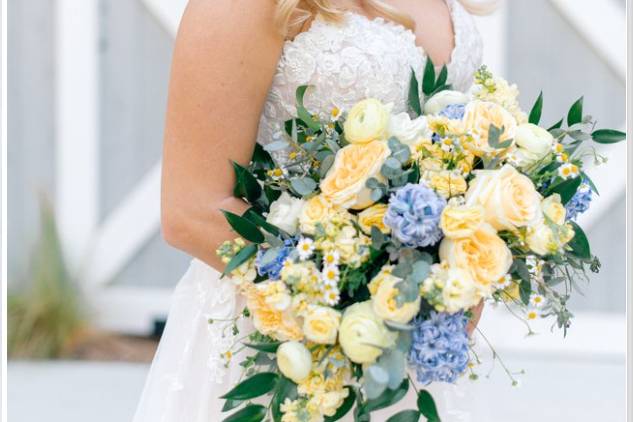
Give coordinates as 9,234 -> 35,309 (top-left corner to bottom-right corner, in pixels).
7,0 -> 626,421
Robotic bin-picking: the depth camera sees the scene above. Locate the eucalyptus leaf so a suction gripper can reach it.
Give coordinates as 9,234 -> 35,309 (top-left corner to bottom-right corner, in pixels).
365,379 -> 409,412
364,365 -> 389,399
290,177 -> 318,197
264,140 -> 290,152
319,154 -> 336,178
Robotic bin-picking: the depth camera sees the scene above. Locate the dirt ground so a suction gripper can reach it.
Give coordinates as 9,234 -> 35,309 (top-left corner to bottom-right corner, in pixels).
65,333 -> 159,363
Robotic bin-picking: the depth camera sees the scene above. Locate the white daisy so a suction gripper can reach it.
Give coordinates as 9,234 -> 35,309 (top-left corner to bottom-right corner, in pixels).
558,163 -> 580,180
321,265 -> 340,284
555,153 -> 569,163
529,294 -> 546,308
296,238 -> 315,260
526,309 -> 540,321
330,106 -> 343,122
496,274 -> 513,289
552,142 -> 565,154
322,251 -> 340,267
322,287 -> 341,306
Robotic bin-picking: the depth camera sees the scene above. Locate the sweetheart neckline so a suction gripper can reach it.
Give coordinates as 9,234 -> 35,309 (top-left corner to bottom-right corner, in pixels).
283,0 -> 460,70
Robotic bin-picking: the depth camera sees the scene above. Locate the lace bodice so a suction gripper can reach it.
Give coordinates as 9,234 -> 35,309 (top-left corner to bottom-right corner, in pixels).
256,0 -> 483,154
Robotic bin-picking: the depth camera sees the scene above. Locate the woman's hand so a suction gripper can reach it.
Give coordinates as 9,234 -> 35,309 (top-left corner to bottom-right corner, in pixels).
466,300 -> 484,336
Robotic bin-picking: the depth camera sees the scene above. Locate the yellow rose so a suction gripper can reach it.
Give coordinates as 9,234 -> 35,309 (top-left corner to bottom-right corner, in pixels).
303,306 -> 341,345
463,100 -> 517,156
541,194 -> 566,225
276,341 -> 312,383
465,165 -> 541,232
440,203 -> 485,239
358,204 -> 390,234
426,170 -> 468,198
334,225 -> 371,268
338,301 -> 397,364
439,223 -> 513,293
244,282 -> 303,341
299,195 -> 335,235
368,266 -> 421,323
344,99 -> 391,144
321,141 -> 390,209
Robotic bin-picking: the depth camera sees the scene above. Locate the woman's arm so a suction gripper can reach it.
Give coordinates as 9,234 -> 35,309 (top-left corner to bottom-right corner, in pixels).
161,0 -> 284,270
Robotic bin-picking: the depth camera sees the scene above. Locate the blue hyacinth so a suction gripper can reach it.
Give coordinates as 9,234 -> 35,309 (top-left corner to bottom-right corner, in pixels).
384,183 -> 446,248
565,180 -> 593,220
255,239 -> 294,280
439,104 -> 466,120
409,312 -> 470,385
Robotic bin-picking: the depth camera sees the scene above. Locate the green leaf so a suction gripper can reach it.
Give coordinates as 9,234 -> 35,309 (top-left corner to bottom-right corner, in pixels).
435,65 -> 448,90
220,372 -> 279,400
387,410 -> 421,422
567,97 -> 584,127
222,399 -> 243,413
296,85 -> 321,131
528,91 -> 543,125
290,177 -> 317,197
567,221 -> 591,260
365,379 -> 409,412
320,154 -> 336,178
519,278 -> 532,306
422,58 -> 436,96
325,387 -> 356,422
591,129 -> 626,144
222,244 -> 257,277
272,377 -> 298,422
417,390 -> 441,422
487,124 -> 513,149
222,210 -> 265,243
242,208 -> 281,236
243,341 -> 282,353
222,404 -> 267,422
548,118 -> 564,131
580,172 -> 599,196
408,68 -> 422,116
549,177 -> 582,205
251,143 -> 275,170
232,162 -> 262,202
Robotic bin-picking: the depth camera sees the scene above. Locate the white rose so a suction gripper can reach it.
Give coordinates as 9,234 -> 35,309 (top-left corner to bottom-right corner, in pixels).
513,123 -> 554,167
276,341 -> 312,383
423,90 -> 470,115
442,267 -> 482,313
387,112 -> 430,149
266,192 -> 306,235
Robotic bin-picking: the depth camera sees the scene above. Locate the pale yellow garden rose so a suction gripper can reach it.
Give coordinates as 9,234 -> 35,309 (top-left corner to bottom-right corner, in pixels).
276,341 -> 312,383
358,204 -> 390,234
320,141 -> 390,209
440,203 -> 485,239
426,170 -> 468,198
303,305 -> 341,345
462,100 -> 517,156
243,282 -> 303,341
541,194 -> 566,225
513,123 -> 554,168
465,165 -> 542,232
368,266 -> 420,323
344,99 -> 391,144
439,223 -> 513,292
421,263 -> 483,313
338,301 -> 397,364
299,195 -> 335,235
526,220 -> 575,256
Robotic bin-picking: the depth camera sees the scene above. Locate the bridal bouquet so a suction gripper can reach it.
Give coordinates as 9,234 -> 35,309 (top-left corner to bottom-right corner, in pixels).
215,63 -> 625,422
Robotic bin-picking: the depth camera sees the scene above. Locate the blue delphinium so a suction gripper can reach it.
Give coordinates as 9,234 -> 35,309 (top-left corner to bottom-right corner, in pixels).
384,183 -> 446,247
255,239 -> 294,280
409,312 -> 470,385
565,180 -> 593,220
439,104 -> 466,120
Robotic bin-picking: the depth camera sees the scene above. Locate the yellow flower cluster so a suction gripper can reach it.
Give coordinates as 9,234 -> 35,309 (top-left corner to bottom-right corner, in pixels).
473,67 -> 528,124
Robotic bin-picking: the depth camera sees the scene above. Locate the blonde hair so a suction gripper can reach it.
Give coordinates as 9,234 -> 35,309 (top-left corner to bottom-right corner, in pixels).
275,0 -> 498,36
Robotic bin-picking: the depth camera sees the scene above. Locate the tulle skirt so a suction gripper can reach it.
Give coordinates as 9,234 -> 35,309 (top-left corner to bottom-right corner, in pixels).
133,259 -> 489,422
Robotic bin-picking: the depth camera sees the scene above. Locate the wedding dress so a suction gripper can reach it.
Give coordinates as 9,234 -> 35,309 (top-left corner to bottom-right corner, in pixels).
133,1 -> 490,420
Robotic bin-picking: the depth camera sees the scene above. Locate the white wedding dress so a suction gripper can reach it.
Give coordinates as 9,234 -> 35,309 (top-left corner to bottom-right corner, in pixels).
133,1 -> 490,420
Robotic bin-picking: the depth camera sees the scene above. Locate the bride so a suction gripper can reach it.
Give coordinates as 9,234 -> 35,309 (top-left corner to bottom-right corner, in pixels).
134,0 -> 496,420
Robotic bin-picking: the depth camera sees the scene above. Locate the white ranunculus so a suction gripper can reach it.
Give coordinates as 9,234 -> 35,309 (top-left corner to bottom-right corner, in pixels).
423,90 -> 470,115
387,112 -> 430,149
266,192 -> 306,235
276,341 -> 312,383
514,123 -> 554,167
